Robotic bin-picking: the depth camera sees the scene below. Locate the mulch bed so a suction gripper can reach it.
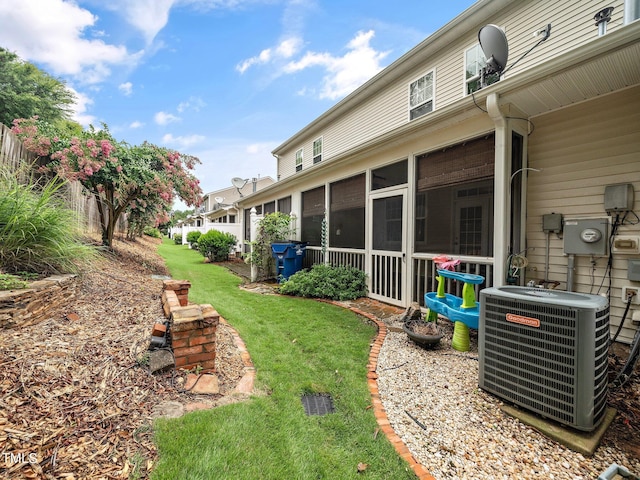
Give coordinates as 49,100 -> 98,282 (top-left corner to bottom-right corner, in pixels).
0,236 -> 246,480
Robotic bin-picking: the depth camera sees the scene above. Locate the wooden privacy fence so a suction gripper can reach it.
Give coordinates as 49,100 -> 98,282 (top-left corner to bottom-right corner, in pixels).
0,122 -> 125,236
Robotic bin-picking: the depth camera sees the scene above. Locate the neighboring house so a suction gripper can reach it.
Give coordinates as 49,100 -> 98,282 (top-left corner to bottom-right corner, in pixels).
172,176 -> 275,252
236,0 -> 640,342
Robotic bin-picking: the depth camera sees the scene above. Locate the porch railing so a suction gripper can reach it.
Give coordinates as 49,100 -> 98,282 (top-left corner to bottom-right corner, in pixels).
303,246 -> 365,270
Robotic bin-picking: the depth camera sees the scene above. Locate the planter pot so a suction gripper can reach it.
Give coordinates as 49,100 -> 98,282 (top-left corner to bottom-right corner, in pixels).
403,320 -> 443,347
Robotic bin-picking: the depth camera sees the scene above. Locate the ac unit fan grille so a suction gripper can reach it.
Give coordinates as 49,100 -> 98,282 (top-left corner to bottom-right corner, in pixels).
481,295 -> 609,430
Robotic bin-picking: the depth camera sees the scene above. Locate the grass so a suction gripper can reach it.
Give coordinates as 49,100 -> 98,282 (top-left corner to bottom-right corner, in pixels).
152,239 -> 416,480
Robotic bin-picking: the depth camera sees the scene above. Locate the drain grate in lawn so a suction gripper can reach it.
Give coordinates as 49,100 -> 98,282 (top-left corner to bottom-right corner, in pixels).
301,393 -> 335,416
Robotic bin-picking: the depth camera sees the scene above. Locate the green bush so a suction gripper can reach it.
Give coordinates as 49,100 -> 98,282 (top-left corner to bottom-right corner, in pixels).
197,229 -> 237,262
173,233 -> 183,245
0,166 -> 99,275
143,226 -> 161,238
279,264 -> 367,300
186,230 -> 202,246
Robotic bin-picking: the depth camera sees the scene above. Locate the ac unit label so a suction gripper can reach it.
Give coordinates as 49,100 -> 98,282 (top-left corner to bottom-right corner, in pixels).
506,313 -> 540,328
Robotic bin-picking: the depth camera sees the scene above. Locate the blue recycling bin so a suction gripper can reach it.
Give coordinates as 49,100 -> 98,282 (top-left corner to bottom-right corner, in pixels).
271,241 -> 307,282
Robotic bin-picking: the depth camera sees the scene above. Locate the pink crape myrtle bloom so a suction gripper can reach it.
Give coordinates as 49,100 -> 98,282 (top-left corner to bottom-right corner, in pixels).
433,255 -> 460,271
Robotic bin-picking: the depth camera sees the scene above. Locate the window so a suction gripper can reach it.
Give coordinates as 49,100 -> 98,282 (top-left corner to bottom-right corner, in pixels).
330,174 -> 365,249
414,135 -> 495,256
229,214 -> 236,223
295,148 -> 303,172
301,186 -> 325,246
371,160 -> 408,190
409,71 -> 434,120
313,137 -> 323,164
465,44 -> 499,94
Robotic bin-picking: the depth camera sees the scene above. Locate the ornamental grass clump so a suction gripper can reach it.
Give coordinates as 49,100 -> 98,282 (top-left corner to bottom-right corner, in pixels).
0,166 -> 99,275
279,263 -> 367,300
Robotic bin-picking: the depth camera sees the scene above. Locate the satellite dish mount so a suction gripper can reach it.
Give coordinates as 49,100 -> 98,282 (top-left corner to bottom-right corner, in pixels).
477,23 -> 551,89
231,177 -> 248,197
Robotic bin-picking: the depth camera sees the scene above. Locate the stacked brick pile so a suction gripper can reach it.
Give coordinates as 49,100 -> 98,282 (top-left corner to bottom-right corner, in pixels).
161,280 -> 219,372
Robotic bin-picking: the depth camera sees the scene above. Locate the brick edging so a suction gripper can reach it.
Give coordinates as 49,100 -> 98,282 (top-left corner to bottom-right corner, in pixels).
336,303 -> 435,480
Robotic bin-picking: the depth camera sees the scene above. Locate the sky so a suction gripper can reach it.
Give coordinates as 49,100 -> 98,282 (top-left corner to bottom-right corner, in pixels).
0,0 -> 478,205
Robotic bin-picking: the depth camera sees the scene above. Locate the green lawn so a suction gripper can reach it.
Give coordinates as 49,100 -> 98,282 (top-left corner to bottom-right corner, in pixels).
151,239 -> 415,479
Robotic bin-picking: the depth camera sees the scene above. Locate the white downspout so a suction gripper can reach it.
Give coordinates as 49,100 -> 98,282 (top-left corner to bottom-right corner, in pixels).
486,93 -> 509,287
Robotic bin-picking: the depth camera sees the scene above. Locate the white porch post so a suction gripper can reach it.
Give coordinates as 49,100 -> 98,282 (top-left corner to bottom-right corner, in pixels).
250,207 -> 259,282
487,93 -> 509,287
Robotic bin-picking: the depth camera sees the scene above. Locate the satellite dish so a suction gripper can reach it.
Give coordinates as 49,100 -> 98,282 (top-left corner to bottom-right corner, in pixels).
214,196 -> 225,204
478,24 -> 509,74
231,177 -> 248,189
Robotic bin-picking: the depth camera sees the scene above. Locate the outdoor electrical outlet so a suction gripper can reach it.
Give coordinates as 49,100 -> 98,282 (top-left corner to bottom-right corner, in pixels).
622,286 -> 640,304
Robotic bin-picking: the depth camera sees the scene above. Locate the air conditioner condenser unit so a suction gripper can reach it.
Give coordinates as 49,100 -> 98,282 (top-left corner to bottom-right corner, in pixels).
479,286 -> 609,431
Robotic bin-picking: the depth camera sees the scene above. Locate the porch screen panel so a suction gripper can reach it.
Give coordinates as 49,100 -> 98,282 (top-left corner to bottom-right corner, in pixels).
330,174 -> 365,249
277,196 -> 291,214
416,134 -> 494,191
302,186 -> 325,246
415,134 -> 494,256
263,201 -> 276,214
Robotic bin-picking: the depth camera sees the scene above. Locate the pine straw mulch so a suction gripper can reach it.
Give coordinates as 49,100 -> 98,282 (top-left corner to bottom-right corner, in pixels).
0,235 -> 246,480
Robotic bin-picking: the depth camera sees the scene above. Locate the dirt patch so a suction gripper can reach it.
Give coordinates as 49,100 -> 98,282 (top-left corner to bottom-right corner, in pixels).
0,236 -> 246,479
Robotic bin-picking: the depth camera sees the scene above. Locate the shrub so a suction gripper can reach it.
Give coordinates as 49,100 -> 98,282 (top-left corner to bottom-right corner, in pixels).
143,226 -> 161,238
186,230 -> 202,246
279,264 -> 367,300
197,229 -> 237,262
173,233 -> 183,245
0,166 -> 99,275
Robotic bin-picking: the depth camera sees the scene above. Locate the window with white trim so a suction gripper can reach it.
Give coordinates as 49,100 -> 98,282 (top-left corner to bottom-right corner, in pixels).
295,148 -> 303,172
465,44 -> 499,94
313,137 -> 323,164
409,71 -> 434,120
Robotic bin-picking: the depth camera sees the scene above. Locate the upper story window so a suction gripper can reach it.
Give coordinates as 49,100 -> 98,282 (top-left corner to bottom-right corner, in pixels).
295,148 -> 303,172
409,71 -> 434,120
465,44 -> 499,94
313,137 -> 323,164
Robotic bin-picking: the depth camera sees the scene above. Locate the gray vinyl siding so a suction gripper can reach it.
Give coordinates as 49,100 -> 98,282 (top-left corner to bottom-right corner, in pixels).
525,86 -> 640,343
275,0 -> 627,181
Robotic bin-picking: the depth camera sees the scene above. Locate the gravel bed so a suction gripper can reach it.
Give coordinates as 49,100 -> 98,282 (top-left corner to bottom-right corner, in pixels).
376,317 -> 640,480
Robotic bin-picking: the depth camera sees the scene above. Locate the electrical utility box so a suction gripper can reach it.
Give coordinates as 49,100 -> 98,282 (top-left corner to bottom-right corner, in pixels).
604,183 -> 634,214
563,218 -> 609,256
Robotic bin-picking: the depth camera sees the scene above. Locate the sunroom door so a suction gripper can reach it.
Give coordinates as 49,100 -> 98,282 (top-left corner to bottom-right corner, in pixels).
369,189 -> 407,306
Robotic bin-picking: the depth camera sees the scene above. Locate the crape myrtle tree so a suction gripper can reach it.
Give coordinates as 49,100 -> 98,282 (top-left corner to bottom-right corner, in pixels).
12,116 -> 202,247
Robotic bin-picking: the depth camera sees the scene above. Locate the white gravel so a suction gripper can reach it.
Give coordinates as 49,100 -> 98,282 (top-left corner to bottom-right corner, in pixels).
376,317 -> 640,480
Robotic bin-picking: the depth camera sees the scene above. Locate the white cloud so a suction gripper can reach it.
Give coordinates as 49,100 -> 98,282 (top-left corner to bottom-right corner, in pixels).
154,111 -> 181,125
119,82 -> 133,96
177,96 -> 207,113
236,36 -> 302,74
96,0 -> 176,44
130,121 -> 144,129
67,87 -> 96,127
0,0 -> 136,84
162,133 -> 206,148
284,30 -> 389,100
